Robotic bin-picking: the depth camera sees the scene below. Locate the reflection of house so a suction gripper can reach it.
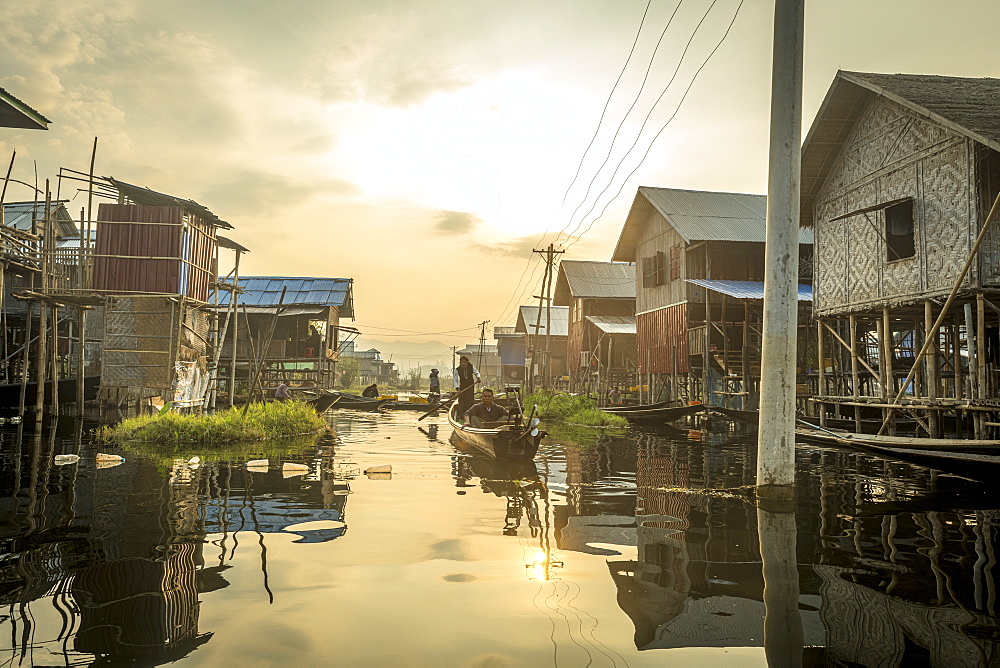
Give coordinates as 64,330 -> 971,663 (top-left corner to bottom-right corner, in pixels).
612,187 -> 813,405
215,276 -> 355,394
515,305 -> 568,384
493,326 -> 525,384
802,72 -> 1000,437
552,260 -> 636,393
456,343 -> 500,384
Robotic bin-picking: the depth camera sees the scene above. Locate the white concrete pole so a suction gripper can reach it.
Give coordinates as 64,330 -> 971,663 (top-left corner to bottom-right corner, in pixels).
757,0 -> 804,495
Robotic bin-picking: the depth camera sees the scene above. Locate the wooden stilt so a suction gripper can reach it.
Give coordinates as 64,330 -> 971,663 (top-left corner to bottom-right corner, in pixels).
849,314 -> 861,432
817,318 -> 826,427
925,301 -> 939,437
977,293 -> 987,438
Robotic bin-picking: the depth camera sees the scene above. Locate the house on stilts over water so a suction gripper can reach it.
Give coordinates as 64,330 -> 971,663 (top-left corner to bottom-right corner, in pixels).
612,187 -> 813,408
803,71 -> 1000,438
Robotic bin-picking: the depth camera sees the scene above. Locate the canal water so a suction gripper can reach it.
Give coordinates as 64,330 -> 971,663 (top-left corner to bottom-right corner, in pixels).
2,411 -> 999,666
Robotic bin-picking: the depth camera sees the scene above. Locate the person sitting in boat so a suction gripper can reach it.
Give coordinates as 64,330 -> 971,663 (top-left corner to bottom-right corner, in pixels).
362,383 -> 379,398
275,380 -> 292,402
608,386 -> 623,406
464,388 -> 508,427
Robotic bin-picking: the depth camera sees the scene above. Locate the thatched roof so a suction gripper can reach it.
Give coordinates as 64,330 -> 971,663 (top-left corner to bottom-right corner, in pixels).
801,71 -> 1000,226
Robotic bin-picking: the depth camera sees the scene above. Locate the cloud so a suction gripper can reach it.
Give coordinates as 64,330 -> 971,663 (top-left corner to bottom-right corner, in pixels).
472,235 -> 540,259
433,210 -> 479,235
199,168 -> 358,218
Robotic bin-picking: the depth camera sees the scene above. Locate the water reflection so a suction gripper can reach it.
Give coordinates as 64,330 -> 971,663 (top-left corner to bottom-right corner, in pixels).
3,413 -> 1000,665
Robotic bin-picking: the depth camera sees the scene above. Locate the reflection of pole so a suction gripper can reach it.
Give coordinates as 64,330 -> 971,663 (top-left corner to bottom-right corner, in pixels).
757,0 -> 803,495
758,502 -> 803,667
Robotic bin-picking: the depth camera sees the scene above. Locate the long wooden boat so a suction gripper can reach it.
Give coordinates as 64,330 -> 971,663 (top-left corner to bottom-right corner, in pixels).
709,406 -> 918,433
384,401 -> 442,412
600,399 -> 673,413
448,402 -> 543,460
795,425 -> 1000,477
308,393 -> 340,413
600,402 -> 706,423
329,393 -> 392,411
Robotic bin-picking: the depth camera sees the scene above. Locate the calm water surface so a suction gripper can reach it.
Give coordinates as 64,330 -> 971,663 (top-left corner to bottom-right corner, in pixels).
2,412 -> 1000,666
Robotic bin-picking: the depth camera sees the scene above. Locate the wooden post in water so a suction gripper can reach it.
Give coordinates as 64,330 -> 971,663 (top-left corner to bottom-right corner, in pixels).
882,307 -> 896,436
924,301 -> 939,437
816,318 -> 825,427
756,0 -> 803,496
849,315 -> 861,432
977,293 -> 986,438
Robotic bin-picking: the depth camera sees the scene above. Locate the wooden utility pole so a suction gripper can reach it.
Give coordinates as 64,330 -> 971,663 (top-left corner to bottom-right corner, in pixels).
529,244 -> 564,391
756,0 -> 803,497
477,320 -> 489,383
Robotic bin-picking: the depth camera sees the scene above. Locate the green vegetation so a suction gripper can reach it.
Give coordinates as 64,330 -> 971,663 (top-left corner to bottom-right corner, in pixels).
338,357 -> 361,388
100,401 -> 327,444
522,389 -> 628,428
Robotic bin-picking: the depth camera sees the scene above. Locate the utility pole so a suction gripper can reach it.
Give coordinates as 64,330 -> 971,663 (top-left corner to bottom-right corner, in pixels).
756,0 -> 803,497
530,244 -> 565,391
477,320 -> 489,384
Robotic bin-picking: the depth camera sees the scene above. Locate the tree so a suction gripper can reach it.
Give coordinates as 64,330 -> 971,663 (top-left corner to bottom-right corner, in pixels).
338,357 -> 360,389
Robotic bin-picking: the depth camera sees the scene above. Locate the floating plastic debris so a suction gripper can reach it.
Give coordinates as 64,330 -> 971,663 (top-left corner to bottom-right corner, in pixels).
54,454 -> 80,466
9,416 -> 21,424
282,462 -> 310,478
188,456 -> 201,465
246,459 -> 269,472
96,453 -> 124,469
365,464 -> 392,480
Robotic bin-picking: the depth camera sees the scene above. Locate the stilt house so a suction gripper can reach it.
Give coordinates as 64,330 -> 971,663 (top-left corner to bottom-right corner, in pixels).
215,276 -> 354,396
552,260 -> 636,394
612,187 -> 813,407
802,71 -> 1000,438
515,304 -> 568,385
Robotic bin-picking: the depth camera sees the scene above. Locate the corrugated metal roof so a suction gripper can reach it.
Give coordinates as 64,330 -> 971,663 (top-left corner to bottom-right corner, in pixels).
553,260 -> 635,304
515,305 -> 569,337
216,276 -> 354,315
585,315 -> 636,335
107,178 -> 233,229
613,187 -> 813,260
0,86 -> 49,130
3,201 -> 77,237
685,279 -> 813,301
802,71 -> 1000,227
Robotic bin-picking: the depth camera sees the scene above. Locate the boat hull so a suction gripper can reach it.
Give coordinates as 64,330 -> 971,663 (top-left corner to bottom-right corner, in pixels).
448,404 -> 541,460
600,403 -> 706,423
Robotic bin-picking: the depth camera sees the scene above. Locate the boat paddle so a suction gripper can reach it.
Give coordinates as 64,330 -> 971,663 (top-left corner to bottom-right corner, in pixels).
417,384 -> 474,422
794,416 -> 853,443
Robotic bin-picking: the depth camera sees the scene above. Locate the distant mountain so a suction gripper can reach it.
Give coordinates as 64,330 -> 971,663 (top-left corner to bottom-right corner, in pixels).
350,337 -> 455,372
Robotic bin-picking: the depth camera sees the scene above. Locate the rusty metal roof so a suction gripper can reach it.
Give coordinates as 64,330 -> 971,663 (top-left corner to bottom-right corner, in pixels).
685,279 -> 812,301
584,314 -> 636,335
515,305 -> 569,337
0,86 -> 49,130
553,260 -> 635,304
217,276 -> 354,316
106,178 -> 233,229
801,71 -> 1000,226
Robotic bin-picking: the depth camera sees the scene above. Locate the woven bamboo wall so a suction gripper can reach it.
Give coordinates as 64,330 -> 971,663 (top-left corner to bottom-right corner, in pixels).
813,97 -> 978,316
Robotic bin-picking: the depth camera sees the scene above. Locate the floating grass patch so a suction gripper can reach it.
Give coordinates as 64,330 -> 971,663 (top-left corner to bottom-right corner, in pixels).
99,401 -> 327,444
523,390 -> 628,428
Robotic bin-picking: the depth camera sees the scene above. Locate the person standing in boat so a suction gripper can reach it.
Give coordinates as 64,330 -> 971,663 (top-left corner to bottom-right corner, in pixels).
453,355 -> 480,417
464,387 -> 508,427
428,368 -> 441,402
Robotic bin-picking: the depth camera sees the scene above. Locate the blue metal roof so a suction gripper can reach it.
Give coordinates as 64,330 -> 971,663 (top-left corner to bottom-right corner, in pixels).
685,279 -> 812,302
217,276 -> 354,315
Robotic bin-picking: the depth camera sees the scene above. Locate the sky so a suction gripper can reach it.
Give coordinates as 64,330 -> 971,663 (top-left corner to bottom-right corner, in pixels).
2,0 -> 1000,349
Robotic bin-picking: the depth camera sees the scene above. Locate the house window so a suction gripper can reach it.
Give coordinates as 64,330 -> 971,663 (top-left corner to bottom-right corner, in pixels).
885,199 -> 915,260
642,252 -> 666,288
669,245 -> 681,280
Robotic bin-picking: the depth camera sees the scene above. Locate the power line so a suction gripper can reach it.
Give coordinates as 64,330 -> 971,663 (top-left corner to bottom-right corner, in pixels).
559,0 -> 687,238
561,0 -> 721,243
563,0 -> 746,253
560,0 -> 656,205
353,324 -> 478,335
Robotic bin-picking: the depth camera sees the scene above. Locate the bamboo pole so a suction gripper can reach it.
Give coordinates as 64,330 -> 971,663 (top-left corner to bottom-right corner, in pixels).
849,315 -> 861,432
977,292 -> 987,438
817,318 -> 826,427
924,301 -> 939,437
34,186 -> 50,427
18,303 -> 32,415
50,306 -> 59,416
882,308 -> 896,436
75,308 -> 86,415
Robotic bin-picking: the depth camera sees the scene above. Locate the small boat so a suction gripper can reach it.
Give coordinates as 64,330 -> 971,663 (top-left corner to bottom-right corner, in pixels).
600,399 -> 673,412
448,402 -> 544,460
329,393 -> 392,411
385,401 -> 442,412
600,402 -> 707,423
795,425 -> 1000,478
307,393 -> 340,413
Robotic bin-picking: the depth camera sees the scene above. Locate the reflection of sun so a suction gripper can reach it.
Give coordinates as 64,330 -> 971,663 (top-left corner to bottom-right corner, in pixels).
526,549 -> 563,581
